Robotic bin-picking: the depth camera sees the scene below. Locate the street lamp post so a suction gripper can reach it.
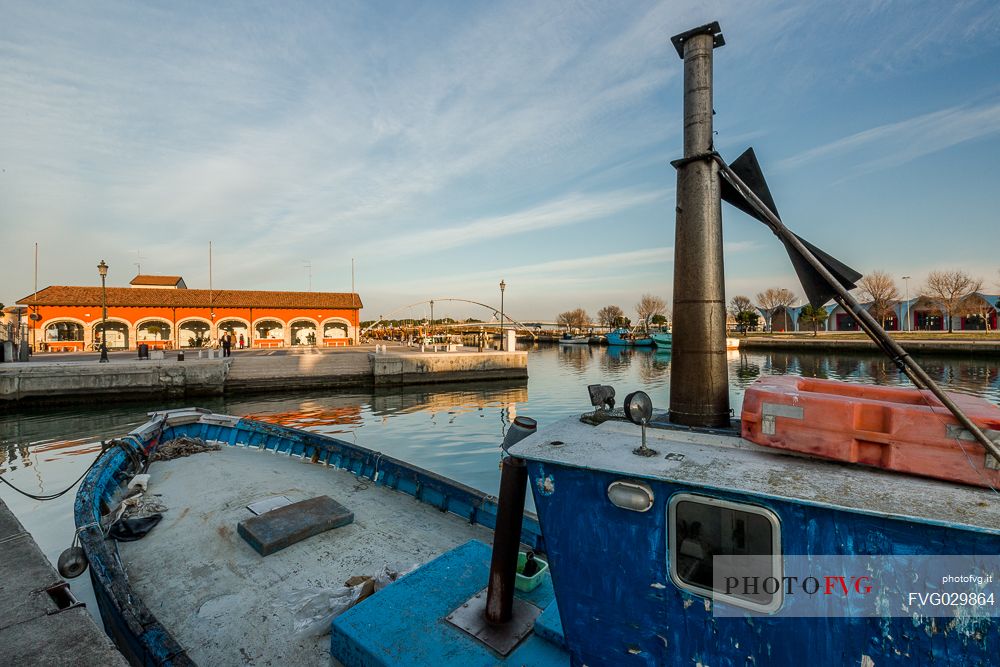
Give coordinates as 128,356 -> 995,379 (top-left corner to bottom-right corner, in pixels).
902,275 -> 911,332
98,260 -> 109,362
499,280 -> 506,351
429,301 -> 434,338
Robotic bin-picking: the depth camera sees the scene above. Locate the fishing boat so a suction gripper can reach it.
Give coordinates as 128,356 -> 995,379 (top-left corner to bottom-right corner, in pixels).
67,21 -> 1000,667
604,327 -> 654,347
558,333 -> 589,345
651,327 -> 672,348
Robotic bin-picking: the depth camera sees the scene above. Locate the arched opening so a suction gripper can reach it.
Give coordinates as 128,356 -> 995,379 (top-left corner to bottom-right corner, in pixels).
45,321 -> 84,342
770,308 -> 794,332
218,319 -> 249,349
911,297 -> 944,331
323,321 -> 348,338
136,320 -> 173,348
835,312 -> 858,331
44,321 -> 85,352
179,320 -> 211,348
959,295 -> 997,331
93,321 -> 130,350
254,319 -> 284,348
321,319 -> 352,346
290,320 -> 317,346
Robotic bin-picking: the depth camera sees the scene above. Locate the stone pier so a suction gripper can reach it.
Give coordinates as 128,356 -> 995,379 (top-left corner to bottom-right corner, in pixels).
0,348 -> 529,406
370,349 -> 527,386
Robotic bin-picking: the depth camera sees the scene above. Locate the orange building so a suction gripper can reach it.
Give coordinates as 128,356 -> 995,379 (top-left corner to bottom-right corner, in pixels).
19,275 -> 362,352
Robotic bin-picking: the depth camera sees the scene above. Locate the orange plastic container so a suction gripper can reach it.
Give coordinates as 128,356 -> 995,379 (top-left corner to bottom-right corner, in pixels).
741,376 -> 1000,488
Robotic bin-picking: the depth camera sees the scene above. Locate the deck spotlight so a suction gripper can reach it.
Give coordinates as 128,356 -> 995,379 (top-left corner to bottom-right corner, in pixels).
588,384 -> 616,413
624,390 -> 657,457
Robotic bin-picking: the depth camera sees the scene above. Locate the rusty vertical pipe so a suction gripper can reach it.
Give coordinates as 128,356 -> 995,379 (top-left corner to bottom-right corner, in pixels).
668,23 -> 730,428
485,455 -> 528,623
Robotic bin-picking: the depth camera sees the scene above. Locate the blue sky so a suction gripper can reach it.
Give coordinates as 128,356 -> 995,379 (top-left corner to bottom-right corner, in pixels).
2,1 -> 999,322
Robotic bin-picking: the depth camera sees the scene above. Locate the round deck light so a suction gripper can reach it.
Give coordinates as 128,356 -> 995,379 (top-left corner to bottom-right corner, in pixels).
624,390 -> 658,456
624,391 -> 653,425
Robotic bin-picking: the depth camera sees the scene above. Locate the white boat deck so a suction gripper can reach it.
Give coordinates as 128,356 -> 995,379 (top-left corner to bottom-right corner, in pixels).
118,445 -> 494,666
509,416 -> 1000,533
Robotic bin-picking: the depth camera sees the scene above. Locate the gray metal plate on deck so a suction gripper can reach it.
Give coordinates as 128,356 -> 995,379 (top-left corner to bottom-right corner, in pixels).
247,495 -> 292,515
445,588 -> 541,656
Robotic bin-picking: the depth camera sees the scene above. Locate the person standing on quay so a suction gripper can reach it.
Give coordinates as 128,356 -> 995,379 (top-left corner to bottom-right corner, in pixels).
238,333 -> 244,350
222,332 -> 232,357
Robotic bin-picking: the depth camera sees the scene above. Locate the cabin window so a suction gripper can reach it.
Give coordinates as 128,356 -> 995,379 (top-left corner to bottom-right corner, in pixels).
668,493 -> 782,613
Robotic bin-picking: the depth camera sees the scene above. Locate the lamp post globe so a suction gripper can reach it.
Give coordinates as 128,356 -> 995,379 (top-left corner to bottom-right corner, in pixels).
97,260 -> 109,362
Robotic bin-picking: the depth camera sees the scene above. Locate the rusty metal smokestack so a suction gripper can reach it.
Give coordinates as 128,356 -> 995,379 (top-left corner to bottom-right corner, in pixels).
668,22 -> 730,428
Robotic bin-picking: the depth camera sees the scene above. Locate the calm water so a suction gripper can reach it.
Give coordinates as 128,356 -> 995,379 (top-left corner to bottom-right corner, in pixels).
2,344 -> 999,621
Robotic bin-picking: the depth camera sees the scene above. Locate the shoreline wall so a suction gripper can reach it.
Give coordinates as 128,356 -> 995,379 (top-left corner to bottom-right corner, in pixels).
740,336 -> 1000,356
0,350 -> 529,408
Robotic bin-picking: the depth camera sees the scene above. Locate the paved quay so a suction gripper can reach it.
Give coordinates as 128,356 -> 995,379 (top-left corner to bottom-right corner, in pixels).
0,345 -> 528,406
0,498 -> 128,666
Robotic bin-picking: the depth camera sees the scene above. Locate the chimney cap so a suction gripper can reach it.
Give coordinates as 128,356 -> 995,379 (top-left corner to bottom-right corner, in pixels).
670,21 -> 725,59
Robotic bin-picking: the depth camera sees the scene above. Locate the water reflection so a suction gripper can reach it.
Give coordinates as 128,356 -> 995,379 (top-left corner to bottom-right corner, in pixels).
247,402 -> 365,432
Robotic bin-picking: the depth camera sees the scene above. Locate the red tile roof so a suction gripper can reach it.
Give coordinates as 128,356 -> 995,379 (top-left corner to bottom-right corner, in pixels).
19,286 -> 363,309
130,274 -> 185,286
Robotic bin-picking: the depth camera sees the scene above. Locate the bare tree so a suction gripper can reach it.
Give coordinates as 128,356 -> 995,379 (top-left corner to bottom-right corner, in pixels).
557,308 -> 590,331
728,295 -> 758,334
922,270 -> 983,333
598,305 -> 625,329
728,295 -> 753,318
755,288 -> 797,332
597,305 -> 625,330
635,294 -> 667,331
857,271 -> 900,327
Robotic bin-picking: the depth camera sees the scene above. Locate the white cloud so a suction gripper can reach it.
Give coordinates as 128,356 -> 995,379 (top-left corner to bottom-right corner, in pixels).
355,189 -> 665,259
777,101 -> 1000,173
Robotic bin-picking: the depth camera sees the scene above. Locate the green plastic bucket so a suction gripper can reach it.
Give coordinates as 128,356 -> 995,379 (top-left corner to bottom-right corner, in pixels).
515,552 -> 549,592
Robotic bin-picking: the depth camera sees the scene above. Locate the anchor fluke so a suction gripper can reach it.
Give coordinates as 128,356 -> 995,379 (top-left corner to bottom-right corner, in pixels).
719,147 -> 862,306
719,147 -> 780,227
783,233 -> 863,307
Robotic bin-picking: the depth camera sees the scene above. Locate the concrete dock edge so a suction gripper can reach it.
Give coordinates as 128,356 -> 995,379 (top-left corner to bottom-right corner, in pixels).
0,498 -> 128,666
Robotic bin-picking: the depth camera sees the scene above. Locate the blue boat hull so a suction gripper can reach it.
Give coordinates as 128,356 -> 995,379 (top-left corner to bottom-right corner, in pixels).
651,332 -> 671,347
605,329 -> 654,346
524,459 -> 1000,666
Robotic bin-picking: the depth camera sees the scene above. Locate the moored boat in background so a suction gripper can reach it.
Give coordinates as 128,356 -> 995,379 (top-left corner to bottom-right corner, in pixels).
651,327 -> 672,348
558,333 -> 589,345
605,327 -> 654,347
